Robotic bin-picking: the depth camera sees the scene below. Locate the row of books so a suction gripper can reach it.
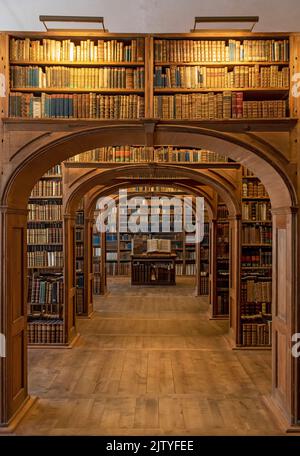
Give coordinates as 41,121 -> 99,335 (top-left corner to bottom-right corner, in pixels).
241,252 -> 272,267
240,278 -> 272,303
76,259 -> 83,272
27,274 -> 64,304
10,38 -> 145,63
175,263 -> 196,275
27,227 -> 63,244
106,262 -> 130,275
93,260 -> 101,273
44,165 -> 62,176
28,251 -> 64,268
154,65 -> 289,89
93,275 -> 101,294
217,223 -> 229,239
106,252 -> 118,261
242,202 -> 271,221
70,146 -> 149,163
28,202 -> 62,221
243,100 -> 286,119
76,229 -> 84,242
76,288 -> 84,315
240,302 -> 271,316
153,147 -> 227,163
76,212 -> 84,225
199,274 -> 209,295
154,93 -> 287,119
76,244 -> 84,257
11,66 -> 145,89
27,319 -> 64,344
70,146 -> 228,163
154,39 -> 289,63
242,181 -> 268,198
241,319 -> 272,346
217,273 -> 229,289
185,251 -> 196,260
9,92 -> 145,119
216,293 -> 229,315
30,179 -> 62,197
217,207 -> 229,219
93,247 -> 101,257
242,225 -> 272,244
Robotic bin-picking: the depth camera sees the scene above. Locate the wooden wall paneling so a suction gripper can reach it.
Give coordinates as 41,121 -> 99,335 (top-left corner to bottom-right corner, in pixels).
0,208 -> 29,426
63,215 -> 77,344
271,208 -> 299,427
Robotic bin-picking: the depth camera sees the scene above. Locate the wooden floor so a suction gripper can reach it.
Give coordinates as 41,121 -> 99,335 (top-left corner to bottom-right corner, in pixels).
15,277 -> 283,435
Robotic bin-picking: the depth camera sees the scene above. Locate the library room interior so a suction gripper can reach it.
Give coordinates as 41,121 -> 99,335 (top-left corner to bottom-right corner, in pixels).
1,0 -> 300,438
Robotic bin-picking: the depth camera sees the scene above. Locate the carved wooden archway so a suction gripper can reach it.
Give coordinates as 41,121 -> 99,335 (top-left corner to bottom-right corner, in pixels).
0,123 -> 298,431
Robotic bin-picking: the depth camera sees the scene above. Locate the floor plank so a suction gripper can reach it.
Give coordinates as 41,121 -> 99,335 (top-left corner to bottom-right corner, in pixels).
15,277 -> 282,435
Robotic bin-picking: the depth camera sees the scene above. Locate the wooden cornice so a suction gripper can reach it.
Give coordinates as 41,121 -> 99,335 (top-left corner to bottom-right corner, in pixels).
2,117 -> 297,133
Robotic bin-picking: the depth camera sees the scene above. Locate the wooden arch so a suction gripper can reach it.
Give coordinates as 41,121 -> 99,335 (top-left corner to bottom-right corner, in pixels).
0,123 -> 298,431
1,124 -> 297,209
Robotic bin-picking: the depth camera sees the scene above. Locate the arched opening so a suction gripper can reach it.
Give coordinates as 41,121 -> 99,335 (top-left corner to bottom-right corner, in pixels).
0,124 -> 298,432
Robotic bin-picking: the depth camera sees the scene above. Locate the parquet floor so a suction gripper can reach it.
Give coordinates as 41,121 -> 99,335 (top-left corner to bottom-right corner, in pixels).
15,277 -> 282,435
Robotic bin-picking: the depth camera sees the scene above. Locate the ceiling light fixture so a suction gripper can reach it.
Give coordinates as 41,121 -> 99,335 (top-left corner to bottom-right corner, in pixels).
191,16 -> 259,32
39,15 -> 108,32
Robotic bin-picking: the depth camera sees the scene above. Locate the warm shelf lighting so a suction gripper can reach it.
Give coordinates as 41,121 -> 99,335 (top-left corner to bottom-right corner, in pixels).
191,16 -> 259,32
39,15 -> 108,31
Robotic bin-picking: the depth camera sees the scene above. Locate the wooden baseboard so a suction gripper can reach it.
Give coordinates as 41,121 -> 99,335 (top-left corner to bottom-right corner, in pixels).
262,395 -> 300,434
0,395 -> 37,434
77,311 -> 95,320
28,332 -> 80,349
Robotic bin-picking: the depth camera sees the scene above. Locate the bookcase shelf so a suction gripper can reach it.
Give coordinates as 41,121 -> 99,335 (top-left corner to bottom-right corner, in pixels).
5,33 -> 293,121
154,88 -> 289,93
240,166 -> 272,347
27,166 -> 64,345
11,60 -> 145,67
154,61 -> 289,66
11,88 -> 145,94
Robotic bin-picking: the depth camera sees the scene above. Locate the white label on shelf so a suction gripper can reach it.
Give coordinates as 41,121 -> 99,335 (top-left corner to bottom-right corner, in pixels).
0,73 -> 5,97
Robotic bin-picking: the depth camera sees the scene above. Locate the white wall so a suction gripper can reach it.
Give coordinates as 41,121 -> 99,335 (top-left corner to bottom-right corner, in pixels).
0,0 -> 299,32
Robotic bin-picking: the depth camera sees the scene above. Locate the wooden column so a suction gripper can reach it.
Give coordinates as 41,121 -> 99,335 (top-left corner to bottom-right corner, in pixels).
100,230 -> 107,294
63,214 -> 77,344
195,233 -> 201,296
83,216 -> 94,317
269,207 -> 300,428
228,214 -> 241,346
0,206 -> 29,426
209,219 -> 218,318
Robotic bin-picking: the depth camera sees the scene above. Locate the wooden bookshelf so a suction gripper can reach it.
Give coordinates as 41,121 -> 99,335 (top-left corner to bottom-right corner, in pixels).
4,32 -> 292,120
27,165 -> 64,345
239,167 -> 272,347
212,197 -> 230,318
